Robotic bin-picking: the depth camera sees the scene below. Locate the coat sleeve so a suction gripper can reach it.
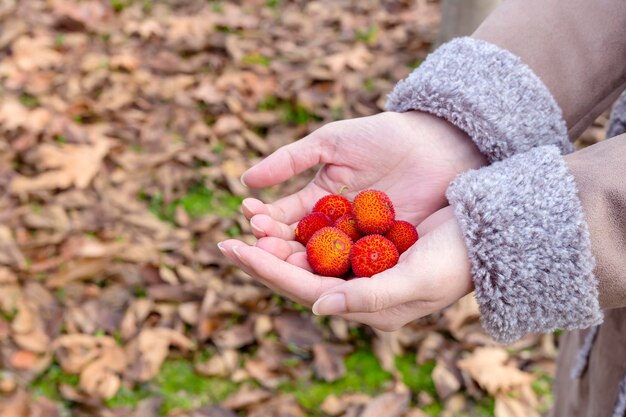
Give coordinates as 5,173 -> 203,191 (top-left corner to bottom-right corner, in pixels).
387,0 -> 626,161
445,135 -> 626,343
473,0 -> 626,140
565,135 -> 626,309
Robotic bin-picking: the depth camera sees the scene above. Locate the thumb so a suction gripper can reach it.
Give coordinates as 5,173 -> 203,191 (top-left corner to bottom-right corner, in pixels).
241,129 -> 333,188
311,210 -> 473,315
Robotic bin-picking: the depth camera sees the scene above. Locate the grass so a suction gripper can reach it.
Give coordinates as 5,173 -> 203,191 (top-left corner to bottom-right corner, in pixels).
356,25 -> 379,44
280,348 -> 392,412
143,185 -> 243,224
19,93 -> 40,108
258,96 -> 322,125
395,355 -> 437,396
32,359 -> 239,416
242,53 -> 272,67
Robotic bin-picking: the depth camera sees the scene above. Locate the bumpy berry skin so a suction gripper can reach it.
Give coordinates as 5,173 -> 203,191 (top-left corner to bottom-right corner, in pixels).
312,195 -> 352,222
295,212 -> 333,245
384,220 -> 419,254
334,213 -> 362,242
350,235 -> 399,278
306,227 -> 352,277
352,190 -> 395,235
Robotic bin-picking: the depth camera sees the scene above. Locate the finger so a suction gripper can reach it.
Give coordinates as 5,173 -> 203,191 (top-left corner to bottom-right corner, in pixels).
417,205 -> 454,237
250,214 -> 295,240
242,183 -> 329,225
264,182 -> 329,225
311,260 -> 422,315
240,129 -> 332,188
255,237 -> 304,260
340,300 -> 435,332
226,243 -> 346,305
311,216 -> 473,315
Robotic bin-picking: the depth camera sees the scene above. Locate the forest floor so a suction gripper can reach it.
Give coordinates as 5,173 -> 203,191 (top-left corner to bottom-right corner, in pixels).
0,1 -> 607,417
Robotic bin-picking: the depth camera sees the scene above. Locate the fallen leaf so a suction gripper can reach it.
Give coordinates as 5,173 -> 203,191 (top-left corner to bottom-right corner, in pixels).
457,347 -> 535,395
360,392 -> 409,417
432,358 -> 461,400
312,343 -> 347,382
11,137 -> 111,193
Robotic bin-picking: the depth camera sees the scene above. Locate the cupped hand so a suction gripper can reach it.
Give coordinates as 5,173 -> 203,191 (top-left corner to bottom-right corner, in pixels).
241,111 -> 486,240
219,206 -> 474,331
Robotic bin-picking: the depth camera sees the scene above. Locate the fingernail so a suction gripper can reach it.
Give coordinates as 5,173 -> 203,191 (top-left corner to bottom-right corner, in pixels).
217,242 -> 225,253
250,219 -> 265,236
312,293 -> 346,316
232,246 -> 248,265
241,199 -> 253,214
240,174 -> 248,188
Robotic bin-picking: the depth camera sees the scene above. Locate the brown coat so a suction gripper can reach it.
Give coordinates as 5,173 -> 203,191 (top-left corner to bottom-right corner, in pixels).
473,0 -> 626,415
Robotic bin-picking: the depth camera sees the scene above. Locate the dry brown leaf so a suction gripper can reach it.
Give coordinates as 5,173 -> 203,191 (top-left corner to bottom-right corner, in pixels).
273,313 -> 322,350
495,394 -> 542,417
12,298 -> 50,353
0,225 -> 27,268
221,386 -> 271,410
11,137 -> 111,193
46,258 -> 110,288
125,328 -> 196,382
312,343 -> 347,382
443,294 -> 480,336
457,347 -> 535,395
432,359 -> 461,400
360,392 -> 410,417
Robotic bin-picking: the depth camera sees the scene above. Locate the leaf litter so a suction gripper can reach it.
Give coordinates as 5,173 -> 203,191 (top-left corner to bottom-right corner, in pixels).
0,0 -> 605,416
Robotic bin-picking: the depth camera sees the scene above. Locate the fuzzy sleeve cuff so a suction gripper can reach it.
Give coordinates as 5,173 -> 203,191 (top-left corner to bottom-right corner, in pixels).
446,146 -> 603,343
386,37 -> 573,162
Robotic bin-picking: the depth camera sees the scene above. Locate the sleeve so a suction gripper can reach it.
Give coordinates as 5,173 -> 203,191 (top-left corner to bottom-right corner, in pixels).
387,0 -> 626,162
446,135 -> 626,343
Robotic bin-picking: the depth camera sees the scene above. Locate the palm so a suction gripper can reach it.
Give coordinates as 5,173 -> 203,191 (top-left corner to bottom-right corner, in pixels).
242,111 -> 485,230
220,111 -> 483,328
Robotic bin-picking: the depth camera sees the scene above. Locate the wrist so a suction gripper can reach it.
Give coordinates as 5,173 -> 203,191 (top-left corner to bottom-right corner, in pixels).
402,110 -> 488,173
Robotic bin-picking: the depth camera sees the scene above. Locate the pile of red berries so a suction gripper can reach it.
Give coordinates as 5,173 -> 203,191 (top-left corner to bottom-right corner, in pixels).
295,190 -> 419,278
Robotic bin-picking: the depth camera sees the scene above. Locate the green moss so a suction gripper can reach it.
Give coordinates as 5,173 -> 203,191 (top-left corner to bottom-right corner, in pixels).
266,0 -> 280,8
356,25 -> 379,44
531,371 -> 554,413
422,402 -> 443,417
242,53 -> 272,67
472,396 -> 496,417
407,60 -> 423,70
257,96 -> 321,125
156,359 -> 238,414
19,93 -> 40,108
105,384 -> 153,409
104,359 -> 239,415
395,355 -> 436,396
281,349 -> 392,411
282,103 -> 321,126
30,364 -> 79,401
142,186 -> 243,224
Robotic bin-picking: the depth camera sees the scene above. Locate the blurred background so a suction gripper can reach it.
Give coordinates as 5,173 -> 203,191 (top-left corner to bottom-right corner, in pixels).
0,1 -> 608,417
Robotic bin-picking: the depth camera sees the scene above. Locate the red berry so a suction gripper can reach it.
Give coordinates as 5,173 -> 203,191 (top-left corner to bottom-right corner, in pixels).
295,212 -> 333,245
312,195 -> 352,222
306,227 -> 352,277
384,220 -> 419,254
334,213 -> 362,242
350,235 -> 399,278
352,190 -> 395,235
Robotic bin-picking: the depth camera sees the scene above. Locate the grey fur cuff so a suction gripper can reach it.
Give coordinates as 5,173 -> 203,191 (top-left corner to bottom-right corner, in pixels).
447,146 -> 603,343
386,37 -> 573,162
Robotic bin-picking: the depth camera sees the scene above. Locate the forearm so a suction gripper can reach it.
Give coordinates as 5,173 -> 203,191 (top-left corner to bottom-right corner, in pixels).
473,0 -> 626,139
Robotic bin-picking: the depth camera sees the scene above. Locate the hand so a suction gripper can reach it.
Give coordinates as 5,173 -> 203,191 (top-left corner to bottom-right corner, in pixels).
219,206 -> 473,331
240,111 -> 486,242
